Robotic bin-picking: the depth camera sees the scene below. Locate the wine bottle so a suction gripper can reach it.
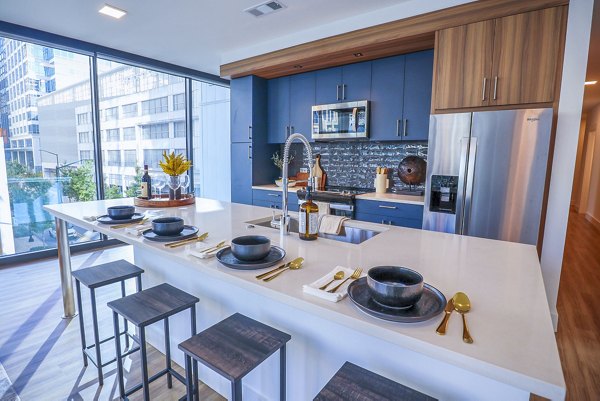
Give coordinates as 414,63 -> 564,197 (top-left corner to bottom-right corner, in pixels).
141,164 -> 152,199
299,186 -> 319,241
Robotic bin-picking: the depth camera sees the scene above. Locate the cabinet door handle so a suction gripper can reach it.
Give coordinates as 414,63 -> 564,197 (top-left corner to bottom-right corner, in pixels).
378,205 -> 397,209
290,126 -> 294,135
403,119 -> 408,137
396,119 -> 401,136
248,125 -> 252,140
336,85 -> 340,101
482,77 -> 488,101
342,84 -> 346,100
267,193 -> 281,197
248,145 -> 252,159
381,219 -> 386,224
285,126 -> 290,138
493,76 -> 498,100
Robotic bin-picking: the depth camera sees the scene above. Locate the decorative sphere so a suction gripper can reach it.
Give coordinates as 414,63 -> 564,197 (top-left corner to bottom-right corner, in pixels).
397,156 -> 427,185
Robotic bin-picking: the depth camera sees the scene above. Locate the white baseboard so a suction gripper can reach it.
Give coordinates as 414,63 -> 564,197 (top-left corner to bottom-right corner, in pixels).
585,213 -> 600,231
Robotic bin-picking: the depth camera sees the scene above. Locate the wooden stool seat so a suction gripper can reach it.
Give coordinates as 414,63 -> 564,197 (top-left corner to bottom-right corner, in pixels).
315,362 -> 437,401
179,313 -> 291,401
72,259 -> 144,289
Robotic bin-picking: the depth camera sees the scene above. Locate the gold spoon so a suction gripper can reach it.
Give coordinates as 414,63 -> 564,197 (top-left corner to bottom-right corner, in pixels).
319,271 -> 345,291
256,257 -> 303,280
453,292 -> 473,344
263,258 -> 304,282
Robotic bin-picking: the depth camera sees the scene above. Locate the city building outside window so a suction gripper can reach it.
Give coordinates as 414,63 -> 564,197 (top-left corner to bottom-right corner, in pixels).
76,112 -> 89,125
102,106 -> 118,121
106,150 -> 121,166
78,131 -> 90,143
141,123 -> 169,139
123,150 -> 137,167
141,96 -> 168,115
143,149 -> 169,169
173,93 -> 185,111
121,103 -> 137,118
104,128 -> 119,142
123,127 -> 136,140
80,150 -> 92,160
174,121 -> 186,138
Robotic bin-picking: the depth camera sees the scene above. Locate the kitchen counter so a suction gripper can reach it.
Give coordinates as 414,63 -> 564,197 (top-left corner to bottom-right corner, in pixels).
44,198 -> 564,401
356,192 -> 425,205
252,184 -> 300,193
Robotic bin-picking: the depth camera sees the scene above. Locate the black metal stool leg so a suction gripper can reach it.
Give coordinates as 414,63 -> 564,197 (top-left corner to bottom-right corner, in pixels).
136,275 -> 142,292
139,326 -> 150,401
90,287 -> 103,385
232,379 -> 242,401
121,280 -> 130,349
280,344 -> 286,401
75,280 -> 87,367
113,311 -> 125,399
185,355 -> 193,401
190,305 -> 199,401
164,317 -> 172,389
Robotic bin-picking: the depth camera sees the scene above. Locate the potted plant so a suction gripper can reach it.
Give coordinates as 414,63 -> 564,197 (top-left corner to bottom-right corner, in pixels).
159,151 -> 192,200
271,151 -> 296,187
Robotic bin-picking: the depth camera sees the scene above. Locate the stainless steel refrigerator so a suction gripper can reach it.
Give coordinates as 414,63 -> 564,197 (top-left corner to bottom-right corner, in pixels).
422,108 -> 552,245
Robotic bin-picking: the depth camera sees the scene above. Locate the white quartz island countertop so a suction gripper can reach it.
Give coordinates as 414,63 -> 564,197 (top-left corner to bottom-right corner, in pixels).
44,198 -> 564,400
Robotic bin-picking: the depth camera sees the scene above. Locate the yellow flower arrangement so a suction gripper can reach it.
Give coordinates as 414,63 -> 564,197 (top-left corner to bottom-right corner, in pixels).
159,151 -> 192,176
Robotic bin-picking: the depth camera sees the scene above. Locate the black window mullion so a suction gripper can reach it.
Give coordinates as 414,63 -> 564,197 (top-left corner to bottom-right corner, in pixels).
89,55 -> 105,200
185,78 -> 195,193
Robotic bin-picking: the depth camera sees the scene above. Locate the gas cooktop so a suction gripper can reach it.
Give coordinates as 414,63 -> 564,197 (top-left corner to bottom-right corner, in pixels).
297,186 -> 372,203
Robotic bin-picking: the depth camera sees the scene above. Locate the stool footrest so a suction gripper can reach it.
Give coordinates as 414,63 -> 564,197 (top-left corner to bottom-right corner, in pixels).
123,367 -> 185,397
83,332 -> 138,368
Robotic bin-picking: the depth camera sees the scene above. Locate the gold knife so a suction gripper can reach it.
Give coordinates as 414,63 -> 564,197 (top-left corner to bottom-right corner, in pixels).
436,298 -> 455,335
110,218 -> 148,229
255,261 -> 291,280
165,232 -> 209,248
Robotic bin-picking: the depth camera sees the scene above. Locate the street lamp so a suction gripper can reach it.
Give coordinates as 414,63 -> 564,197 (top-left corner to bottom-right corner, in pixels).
39,149 -> 62,204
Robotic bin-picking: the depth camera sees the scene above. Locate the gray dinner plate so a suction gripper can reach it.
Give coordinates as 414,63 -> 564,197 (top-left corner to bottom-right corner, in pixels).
142,225 -> 199,242
97,213 -> 145,225
347,277 -> 446,323
216,246 -> 286,270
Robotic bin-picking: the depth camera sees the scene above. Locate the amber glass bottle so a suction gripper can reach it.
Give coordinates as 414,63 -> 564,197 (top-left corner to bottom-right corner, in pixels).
299,186 -> 319,241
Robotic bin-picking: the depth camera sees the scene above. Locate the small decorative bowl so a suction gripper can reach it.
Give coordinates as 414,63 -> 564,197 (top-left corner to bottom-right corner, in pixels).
152,217 -> 185,236
275,179 -> 297,188
231,235 -> 271,261
107,205 -> 135,220
367,266 -> 424,308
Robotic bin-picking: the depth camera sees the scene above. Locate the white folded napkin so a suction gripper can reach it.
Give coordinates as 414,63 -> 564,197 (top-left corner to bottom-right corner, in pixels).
303,266 -> 361,303
189,242 -> 228,259
319,215 -> 349,235
125,224 -> 151,236
83,215 -> 99,222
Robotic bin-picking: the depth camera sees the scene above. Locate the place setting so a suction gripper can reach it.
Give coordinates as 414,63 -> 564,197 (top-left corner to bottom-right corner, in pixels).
95,205 -> 146,226
140,216 -> 203,243
213,235 -> 287,270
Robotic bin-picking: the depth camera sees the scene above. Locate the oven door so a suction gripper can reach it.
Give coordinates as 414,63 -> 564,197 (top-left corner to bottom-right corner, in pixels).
312,100 -> 369,140
296,200 -> 355,218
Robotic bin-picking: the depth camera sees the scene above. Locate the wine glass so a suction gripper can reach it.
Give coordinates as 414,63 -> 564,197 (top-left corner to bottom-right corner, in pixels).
167,175 -> 181,200
180,174 -> 190,195
153,174 -> 166,199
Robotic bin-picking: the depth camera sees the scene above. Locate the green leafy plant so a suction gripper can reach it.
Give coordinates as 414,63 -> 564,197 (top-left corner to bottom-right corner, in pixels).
271,151 -> 294,170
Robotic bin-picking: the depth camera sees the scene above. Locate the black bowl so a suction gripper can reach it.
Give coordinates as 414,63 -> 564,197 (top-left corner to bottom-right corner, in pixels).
367,266 -> 424,308
152,217 -> 185,236
230,235 -> 271,261
107,205 -> 135,220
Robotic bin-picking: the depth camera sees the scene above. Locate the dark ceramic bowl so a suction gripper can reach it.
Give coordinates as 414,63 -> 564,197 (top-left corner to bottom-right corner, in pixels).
230,235 -> 271,261
152,217 -> 185,236
367,266 -> 424,308
107,205 -> 135,220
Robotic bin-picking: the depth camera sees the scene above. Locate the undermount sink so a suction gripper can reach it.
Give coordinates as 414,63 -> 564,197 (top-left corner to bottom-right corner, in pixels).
246,216 -> 381,244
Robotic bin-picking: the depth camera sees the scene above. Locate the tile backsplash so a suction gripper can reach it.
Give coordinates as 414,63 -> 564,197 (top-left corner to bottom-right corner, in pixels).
284,141 -> 428,191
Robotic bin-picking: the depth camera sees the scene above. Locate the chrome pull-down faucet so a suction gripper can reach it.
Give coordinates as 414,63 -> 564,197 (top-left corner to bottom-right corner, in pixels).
281,133 -> 314,236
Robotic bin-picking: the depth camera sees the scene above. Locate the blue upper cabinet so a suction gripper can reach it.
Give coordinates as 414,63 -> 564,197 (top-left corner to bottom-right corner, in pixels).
289,72 -> 315,139
370,55 -> 405,141
231,76 -> 253,143
268,73 -> 315,143
402,50 -> 434,141
267,76 -> 290,144
315,67 -> 342,105
341,62 -> 372,102
369,50 -> 433,142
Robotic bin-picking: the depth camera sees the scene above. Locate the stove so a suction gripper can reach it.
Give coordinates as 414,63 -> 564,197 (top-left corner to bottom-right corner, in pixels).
296,186 -> 372,218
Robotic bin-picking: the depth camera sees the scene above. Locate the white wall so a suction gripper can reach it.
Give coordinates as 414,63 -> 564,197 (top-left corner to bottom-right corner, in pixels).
540,0 -> 594,330
576,103 -> 600,227
571,117 -> 587,210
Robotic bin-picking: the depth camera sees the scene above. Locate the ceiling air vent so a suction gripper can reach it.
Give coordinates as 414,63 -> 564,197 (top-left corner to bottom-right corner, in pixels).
245,1 -> 286,17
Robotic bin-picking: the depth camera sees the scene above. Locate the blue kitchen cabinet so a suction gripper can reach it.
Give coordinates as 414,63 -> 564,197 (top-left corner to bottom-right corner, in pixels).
315,67 -> 342,105
231,143 -> 253,204
252,189 -> 298,211
402,50 -> 434,141
268,73 -> 314,143
231,76 -> 253,143
355,199 -> 423,229
370,55 -> 405,141
369,50 -> 433,142
341,61 -> 372,102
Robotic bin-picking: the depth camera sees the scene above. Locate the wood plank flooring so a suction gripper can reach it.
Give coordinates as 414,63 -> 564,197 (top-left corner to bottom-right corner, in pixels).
0,211 -> 598,400
0,246 -> 224,401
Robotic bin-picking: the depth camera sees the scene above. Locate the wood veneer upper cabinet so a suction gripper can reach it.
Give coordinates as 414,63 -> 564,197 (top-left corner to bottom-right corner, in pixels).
433,20 -> 494,110
491,6 -> 566,106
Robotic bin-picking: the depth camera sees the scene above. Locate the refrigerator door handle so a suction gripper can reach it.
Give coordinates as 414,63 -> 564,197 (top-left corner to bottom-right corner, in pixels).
462,137 -> 478,236
455,137 -> 470,235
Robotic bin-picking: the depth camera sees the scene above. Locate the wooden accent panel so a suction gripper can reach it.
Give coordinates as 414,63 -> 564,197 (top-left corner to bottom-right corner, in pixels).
433,21 -> 494,110
220,0 -> 568,79
491,6 -> 567,105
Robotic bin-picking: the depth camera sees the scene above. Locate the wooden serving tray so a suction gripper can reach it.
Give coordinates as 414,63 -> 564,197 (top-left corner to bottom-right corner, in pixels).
134,194 -> 195,208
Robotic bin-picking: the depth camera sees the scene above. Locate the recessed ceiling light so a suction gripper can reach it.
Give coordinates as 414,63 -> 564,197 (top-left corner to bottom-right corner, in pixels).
585,80 -> 597,85
99,4 -> 127,19
245,1 -> 286,17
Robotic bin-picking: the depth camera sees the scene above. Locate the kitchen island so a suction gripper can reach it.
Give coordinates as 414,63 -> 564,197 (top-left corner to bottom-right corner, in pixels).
44,198 -> 564,401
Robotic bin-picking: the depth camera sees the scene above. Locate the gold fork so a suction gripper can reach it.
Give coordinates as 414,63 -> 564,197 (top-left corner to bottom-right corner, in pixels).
327,268 -> 362,293
165,232 -> 209,248
110,218 -> 149,229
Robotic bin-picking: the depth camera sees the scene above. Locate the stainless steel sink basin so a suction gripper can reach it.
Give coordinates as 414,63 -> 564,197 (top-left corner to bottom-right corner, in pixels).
246,217 -> 381,244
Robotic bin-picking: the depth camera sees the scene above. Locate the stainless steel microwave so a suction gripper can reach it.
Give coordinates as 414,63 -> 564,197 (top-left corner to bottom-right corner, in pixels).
311,100 -> 369,140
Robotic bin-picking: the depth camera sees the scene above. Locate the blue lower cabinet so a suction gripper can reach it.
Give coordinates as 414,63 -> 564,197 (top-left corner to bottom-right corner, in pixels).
252,190 -> 298,211
355,200 -> 423,229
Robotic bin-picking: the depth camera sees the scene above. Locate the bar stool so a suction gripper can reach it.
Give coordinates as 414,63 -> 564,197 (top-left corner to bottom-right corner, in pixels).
108,283 -> 199,401
178,313 -> 291,401
314,362 -> 437,401
72,259 -> 144,385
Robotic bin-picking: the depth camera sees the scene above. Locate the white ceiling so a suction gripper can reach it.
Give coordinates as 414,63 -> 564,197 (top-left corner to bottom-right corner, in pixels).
0,0 -> 473,77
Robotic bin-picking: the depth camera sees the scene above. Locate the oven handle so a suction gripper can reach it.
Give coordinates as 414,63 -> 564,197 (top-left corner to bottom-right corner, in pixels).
330,203 -> 354,212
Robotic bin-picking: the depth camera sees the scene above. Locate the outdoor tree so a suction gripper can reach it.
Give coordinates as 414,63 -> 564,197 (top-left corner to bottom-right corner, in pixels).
61,160 -> 96,202
125,166 -> 142,198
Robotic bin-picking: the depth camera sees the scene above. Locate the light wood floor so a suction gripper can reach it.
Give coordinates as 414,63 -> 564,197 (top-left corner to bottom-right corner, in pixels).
0,212 -> 598,400
0,246 -> 224,401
